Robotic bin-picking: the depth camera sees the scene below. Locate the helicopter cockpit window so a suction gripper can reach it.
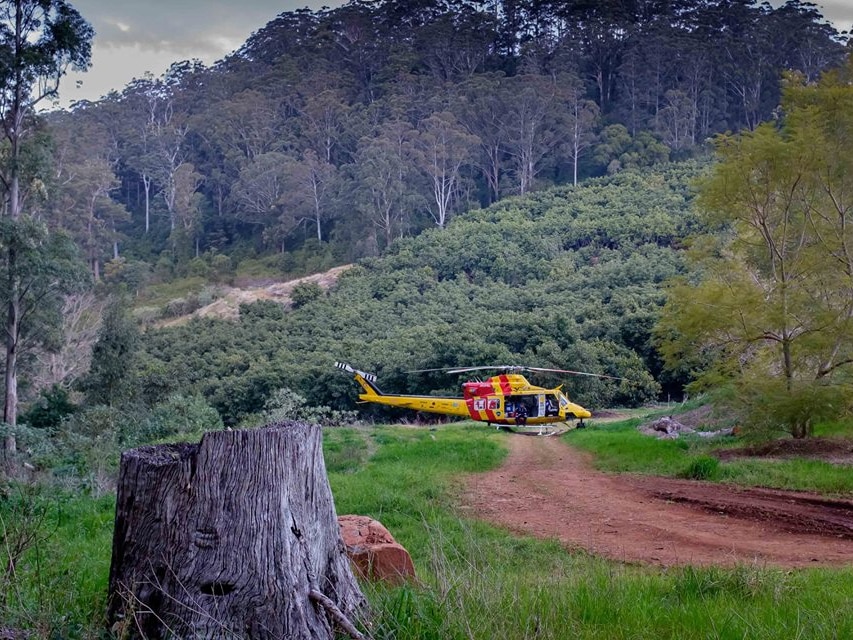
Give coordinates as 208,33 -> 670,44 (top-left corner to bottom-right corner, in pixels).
558,393 -> 569,408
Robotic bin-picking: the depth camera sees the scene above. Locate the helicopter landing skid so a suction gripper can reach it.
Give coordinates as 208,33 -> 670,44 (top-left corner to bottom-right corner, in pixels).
497,424 -> 571,436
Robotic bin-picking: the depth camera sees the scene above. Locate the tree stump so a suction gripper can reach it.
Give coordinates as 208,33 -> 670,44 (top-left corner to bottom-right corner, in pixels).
107,422 -> 367,639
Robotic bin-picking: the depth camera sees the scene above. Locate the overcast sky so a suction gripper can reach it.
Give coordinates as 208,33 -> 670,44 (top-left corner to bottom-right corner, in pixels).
61,0 -> 332,106
59,0 -> 853,108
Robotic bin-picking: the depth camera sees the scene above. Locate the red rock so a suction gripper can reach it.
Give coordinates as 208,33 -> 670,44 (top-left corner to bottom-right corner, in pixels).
338,515 -> 416,584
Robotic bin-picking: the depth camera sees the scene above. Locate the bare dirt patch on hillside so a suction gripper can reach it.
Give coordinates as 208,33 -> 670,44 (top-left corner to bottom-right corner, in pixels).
460,435 -> 853,567
159,265 -> 352,326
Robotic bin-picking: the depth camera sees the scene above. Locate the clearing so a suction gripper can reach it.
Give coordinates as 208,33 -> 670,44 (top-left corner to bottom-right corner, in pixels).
157,264 -> 352,326
461,434 -> 853,567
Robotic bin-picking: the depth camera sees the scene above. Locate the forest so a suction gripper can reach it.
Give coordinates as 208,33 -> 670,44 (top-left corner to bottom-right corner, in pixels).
1,0 -> 849,449
39,0 -> 849,279
3,0 -> 853,636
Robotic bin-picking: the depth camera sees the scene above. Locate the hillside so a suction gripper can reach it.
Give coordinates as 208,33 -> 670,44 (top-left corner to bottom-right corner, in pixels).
40,0 -> 847,296
137,162 -> 705,425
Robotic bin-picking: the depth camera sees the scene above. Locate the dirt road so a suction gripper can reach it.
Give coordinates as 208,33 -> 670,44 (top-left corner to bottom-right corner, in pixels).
460,434 -> 853,567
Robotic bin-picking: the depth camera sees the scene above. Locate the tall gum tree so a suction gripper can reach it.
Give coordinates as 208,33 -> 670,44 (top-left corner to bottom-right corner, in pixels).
0,0 -> 92,450
658,56 -> 853,438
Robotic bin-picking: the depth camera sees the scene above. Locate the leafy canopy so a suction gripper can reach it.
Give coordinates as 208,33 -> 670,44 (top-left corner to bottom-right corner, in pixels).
658,56 -> 853,438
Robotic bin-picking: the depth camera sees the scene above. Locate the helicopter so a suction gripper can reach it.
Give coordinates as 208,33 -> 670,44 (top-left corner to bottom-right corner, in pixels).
335,362 -> 625,430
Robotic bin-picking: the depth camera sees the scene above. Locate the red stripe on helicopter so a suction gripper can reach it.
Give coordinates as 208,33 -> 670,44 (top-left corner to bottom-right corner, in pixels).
497,375 -> 512,395
482,376 -> 510,422
464,397 -> 478,419
467,396 -> 503,422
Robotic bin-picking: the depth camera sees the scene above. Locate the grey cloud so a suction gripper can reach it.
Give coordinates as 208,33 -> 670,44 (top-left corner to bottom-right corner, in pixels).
73,0 -> 311,57
817,0 -> 853,30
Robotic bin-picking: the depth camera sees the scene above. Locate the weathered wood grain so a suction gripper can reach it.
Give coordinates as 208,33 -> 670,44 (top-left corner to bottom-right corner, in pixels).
107,422 -> 366,639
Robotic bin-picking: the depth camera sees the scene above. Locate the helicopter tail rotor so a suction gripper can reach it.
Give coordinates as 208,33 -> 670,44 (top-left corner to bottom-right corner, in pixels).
335,362 -> 377,383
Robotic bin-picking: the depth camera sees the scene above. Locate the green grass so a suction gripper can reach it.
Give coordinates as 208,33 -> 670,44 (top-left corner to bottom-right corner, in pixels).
5,422 -> 853,638
814,419 -> 853,438
232,256 -> 285,280
324,424 -> 853,639
568,418 -> 696,475
0,487 -> 114,637
133,275 -> 209,307
567,417 -> 853,494
718,458 -> 853,494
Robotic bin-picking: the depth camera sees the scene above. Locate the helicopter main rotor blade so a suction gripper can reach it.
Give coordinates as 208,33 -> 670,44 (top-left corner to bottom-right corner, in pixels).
523,366 -> 629,381
446,365 -> 520,374
408,364 -> 629,380
406,365 -> 518,374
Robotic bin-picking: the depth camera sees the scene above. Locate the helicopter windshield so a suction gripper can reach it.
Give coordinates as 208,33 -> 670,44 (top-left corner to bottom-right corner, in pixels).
558,393 -> 570,408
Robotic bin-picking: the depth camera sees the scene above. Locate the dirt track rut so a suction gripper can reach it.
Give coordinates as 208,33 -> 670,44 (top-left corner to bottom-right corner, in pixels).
460,434 -> 853,567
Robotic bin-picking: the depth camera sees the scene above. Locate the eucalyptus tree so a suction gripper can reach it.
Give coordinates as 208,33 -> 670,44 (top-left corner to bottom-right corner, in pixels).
411,0 -> 497,81
456,73 -> 509,204
710,0 -> 778,131
317,1 -> 387,103
349,120 -> 423,249
170,162 -> 204,256
145,82 -> 193,235
290,83 -> 354,166
655,89 -> 696,152
281,150 -> 338,243
658,57 -> 853,438
230,151 -> 294,251
114,74 -> 196,240
414,111 -> 479,228
45,112 -> 129,280
500,74 -> 575,195
564,80 -> 600,186
111,78 -> 162,235
189,88 -> 288,226
0,0 -> 92,445
553,0 -> 637,112
768,0 -> 847,82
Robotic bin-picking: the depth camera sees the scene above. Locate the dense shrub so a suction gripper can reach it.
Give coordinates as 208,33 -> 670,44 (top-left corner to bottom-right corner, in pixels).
290,281 -> 324,307
248,388 -> 360,428
682,455 -> 720,480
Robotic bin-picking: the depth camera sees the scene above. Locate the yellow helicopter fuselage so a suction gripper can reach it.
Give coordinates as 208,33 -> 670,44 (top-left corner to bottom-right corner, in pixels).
338,364 -> 591,426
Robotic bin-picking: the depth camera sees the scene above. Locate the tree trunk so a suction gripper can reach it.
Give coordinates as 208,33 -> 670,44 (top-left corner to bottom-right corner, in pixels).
4,266 -> 19,453
107,422 -> 367,639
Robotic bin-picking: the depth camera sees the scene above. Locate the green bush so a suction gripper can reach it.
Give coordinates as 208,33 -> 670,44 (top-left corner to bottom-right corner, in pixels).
140,394 -> 223,440
187,257 -> 210,277
20,385 -> 78,430
210,253 -> 233,281
251,387 -> 359,427
682,454 -> 720,480
162,294 -> 203,318
290,281 -> 324,307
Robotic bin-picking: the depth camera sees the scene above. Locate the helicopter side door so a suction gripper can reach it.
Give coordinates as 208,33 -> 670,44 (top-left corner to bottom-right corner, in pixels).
506,395 -> 541,418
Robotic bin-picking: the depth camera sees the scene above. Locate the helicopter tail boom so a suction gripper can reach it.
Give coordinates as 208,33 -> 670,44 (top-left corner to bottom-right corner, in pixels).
336,362 -> 471,416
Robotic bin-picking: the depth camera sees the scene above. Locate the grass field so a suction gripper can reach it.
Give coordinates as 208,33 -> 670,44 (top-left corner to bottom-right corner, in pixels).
324,424 -> 853,640
568,416 -> 853,494
3,421 -> 853,638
